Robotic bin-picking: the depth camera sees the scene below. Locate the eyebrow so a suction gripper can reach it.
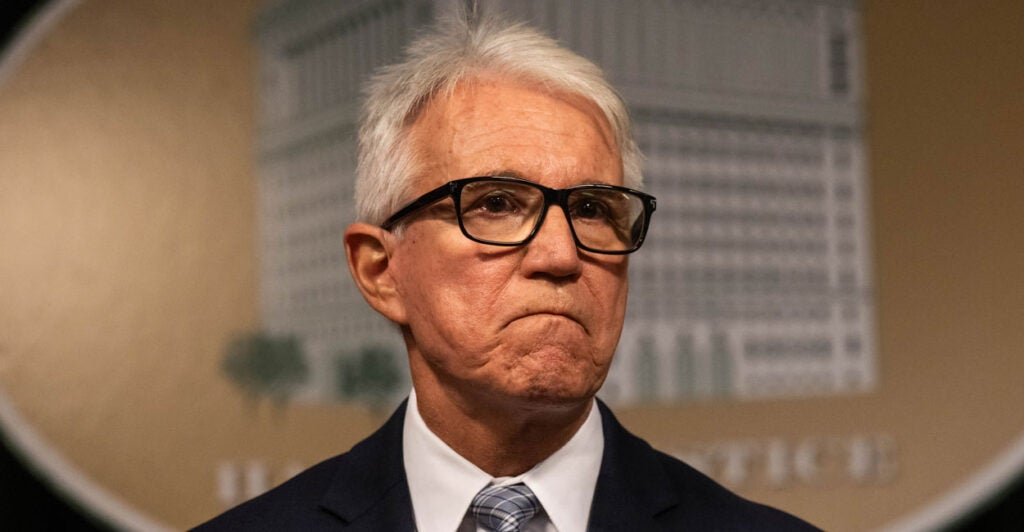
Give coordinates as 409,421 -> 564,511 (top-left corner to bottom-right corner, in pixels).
476,168 -> 615,186
479,168 -> 527,180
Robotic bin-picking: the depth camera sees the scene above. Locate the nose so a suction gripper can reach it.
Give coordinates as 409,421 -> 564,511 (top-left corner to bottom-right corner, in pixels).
520,205 -> 582,280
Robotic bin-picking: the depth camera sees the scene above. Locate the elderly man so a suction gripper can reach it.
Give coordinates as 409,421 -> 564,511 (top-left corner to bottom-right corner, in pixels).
197,11 -> 816,532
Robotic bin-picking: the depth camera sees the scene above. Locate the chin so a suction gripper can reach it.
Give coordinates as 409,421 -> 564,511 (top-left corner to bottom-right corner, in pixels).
509,375 -> 602,409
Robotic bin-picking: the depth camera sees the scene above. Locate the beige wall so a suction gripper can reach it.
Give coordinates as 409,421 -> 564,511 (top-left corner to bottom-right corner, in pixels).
0,0 -> 1021,529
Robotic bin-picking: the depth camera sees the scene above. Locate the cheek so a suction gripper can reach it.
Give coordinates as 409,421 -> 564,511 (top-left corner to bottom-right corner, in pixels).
589,263 -> 629,319
393,239 -> 514,349
430,260 -> 511,329
585,265 -> 629,359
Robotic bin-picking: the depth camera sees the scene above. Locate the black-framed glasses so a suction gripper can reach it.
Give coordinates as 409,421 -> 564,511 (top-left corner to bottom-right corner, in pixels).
381,176 -> 657,254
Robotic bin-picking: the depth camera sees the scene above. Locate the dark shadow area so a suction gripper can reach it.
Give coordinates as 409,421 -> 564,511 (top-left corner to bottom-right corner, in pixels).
0,426 -> 110,530
946,473 -> 1024,531
1,0 -> 44,50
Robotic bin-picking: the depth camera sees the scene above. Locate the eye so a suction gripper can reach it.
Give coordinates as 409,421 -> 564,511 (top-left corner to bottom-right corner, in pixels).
480,192 -> 517,214
571,198 -> 611,220
460,180 -> 541,222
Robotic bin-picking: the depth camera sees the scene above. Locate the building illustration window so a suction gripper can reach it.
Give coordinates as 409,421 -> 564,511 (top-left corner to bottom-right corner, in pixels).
251,0 -> 873,405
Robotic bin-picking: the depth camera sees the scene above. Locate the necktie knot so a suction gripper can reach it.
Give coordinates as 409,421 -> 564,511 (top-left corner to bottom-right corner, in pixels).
470,483 -> 540,532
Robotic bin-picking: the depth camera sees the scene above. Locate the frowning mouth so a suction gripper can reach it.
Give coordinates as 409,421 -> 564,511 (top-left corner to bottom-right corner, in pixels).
508,311 -> 587,333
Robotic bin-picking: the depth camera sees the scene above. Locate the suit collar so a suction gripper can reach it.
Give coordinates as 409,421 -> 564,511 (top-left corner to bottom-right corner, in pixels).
313,398 -> 680,530
318,400 -> 416,530
588,399 -> 679,529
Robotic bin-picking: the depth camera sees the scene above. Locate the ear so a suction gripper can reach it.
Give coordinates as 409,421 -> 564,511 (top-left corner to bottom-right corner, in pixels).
344,222 -> 408,324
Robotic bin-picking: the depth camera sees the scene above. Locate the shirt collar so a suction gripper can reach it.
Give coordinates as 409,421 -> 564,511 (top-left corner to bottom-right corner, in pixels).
518,399 -> 603,532
403,389 -> 604,532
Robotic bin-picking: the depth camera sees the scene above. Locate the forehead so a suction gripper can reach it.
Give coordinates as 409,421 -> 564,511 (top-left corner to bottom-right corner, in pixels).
406,77 -> 622,188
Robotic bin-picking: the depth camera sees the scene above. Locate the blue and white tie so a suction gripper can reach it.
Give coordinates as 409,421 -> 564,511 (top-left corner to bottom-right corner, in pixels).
470,483 -> 541,532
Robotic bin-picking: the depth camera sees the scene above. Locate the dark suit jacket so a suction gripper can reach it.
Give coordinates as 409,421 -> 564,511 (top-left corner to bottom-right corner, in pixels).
194,400 -> 818,531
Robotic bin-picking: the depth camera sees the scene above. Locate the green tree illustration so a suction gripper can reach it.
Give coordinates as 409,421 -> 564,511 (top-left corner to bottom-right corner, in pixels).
222,332 -> 308,407
336,344 -> 402,412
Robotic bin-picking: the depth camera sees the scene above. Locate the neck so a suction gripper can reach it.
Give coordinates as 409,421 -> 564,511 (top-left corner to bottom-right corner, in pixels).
412,376 -> 594,477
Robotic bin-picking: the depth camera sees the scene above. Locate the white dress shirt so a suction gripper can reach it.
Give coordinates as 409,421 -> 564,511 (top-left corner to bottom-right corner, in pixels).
403,389 -> 604,532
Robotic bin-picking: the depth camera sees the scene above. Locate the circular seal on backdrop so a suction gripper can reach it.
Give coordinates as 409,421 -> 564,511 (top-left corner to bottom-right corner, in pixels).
1,1 -> 1023,530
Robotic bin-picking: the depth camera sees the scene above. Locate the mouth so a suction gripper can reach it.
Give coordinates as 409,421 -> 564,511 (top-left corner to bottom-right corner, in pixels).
509,310 -> 587,333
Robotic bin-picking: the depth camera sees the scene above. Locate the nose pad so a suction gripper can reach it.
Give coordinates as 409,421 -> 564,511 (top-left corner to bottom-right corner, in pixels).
531,204 -> 577,247
521,205 -> 582,278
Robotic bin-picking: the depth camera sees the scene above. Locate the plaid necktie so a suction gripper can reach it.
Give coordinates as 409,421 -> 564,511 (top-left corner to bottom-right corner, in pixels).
470,483 -> 541,532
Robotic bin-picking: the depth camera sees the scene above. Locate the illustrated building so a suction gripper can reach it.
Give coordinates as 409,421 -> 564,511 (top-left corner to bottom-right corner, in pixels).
253,0 -> 874,404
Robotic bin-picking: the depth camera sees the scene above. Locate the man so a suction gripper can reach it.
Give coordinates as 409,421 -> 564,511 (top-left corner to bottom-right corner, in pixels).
197,11 -> 816,532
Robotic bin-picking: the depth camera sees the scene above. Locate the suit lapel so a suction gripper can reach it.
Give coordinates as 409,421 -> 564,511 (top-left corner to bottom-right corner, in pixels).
311,399 -> 681,530
587,400 -> 679,530
318,401 -> 416,531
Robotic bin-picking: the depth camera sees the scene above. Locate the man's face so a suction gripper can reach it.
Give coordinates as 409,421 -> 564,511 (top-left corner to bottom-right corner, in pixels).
388,77 -> 629,411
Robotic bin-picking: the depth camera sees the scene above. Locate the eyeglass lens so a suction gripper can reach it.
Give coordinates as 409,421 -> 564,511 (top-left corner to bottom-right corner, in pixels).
458,180 -> 645,251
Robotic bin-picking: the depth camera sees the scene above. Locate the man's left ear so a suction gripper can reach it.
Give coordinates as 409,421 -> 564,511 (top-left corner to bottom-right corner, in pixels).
344,222 -> 408,325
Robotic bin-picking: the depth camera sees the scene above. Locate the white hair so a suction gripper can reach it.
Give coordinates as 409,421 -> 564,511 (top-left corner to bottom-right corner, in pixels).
355,10 -> 642,226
